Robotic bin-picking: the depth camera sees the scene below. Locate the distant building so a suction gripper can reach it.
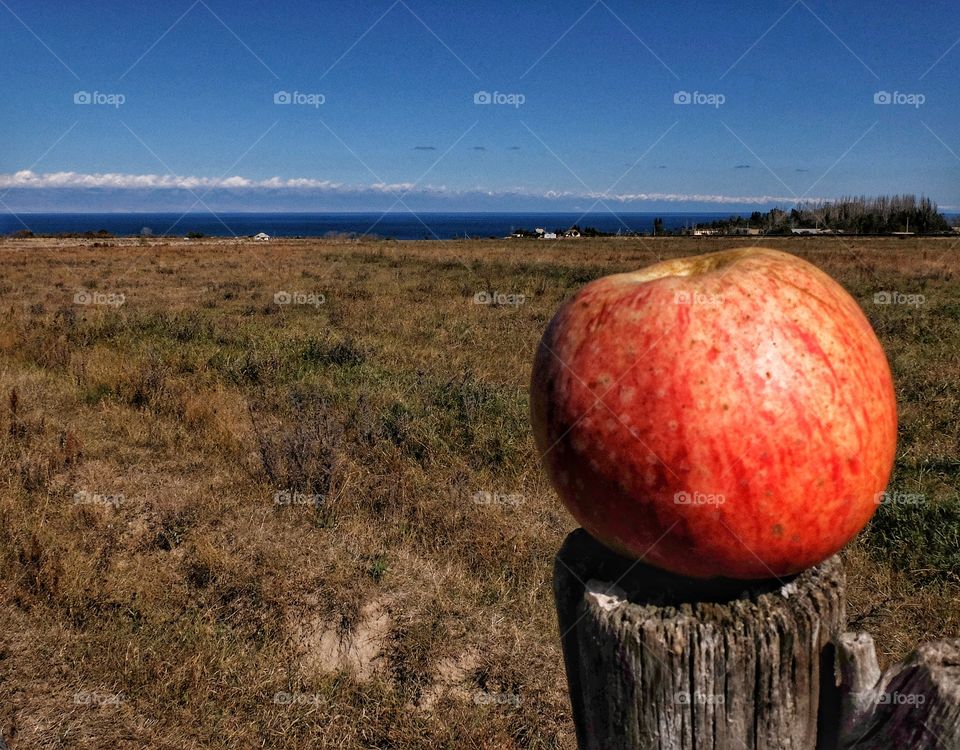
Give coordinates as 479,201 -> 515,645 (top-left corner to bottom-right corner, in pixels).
541,232 -> 557,239
730,227 -> 762,236
791,228 -> 825,235
692,228 -> 719,236
253,232 -> 271,241
564,228 -> 581,238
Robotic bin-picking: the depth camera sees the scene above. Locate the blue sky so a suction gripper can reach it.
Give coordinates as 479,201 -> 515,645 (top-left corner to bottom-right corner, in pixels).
2,0 -> 959,212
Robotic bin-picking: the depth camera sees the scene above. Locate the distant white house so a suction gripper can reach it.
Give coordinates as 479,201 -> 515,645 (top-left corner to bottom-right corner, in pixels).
541,232 -> 557,239
791,228 -> 825,235
730,227 -> 762,236
253,232 -> 271,241
692,228 -> 719,236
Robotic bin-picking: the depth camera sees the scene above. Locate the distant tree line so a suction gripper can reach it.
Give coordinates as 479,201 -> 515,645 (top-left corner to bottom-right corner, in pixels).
9,228 -> 115,239
701,195 -> 951,235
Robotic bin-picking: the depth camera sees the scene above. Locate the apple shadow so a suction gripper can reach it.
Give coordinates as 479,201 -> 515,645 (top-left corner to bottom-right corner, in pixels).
555,527 -> 797,608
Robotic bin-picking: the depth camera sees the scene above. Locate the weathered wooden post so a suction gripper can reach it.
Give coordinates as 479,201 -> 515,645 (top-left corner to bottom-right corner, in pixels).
554,529 -> 846,750
834,633 -> 960,749
553,529 -> 960,749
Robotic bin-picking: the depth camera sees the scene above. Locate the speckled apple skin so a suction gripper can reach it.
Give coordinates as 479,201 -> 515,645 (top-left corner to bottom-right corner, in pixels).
530,248 -> 897,579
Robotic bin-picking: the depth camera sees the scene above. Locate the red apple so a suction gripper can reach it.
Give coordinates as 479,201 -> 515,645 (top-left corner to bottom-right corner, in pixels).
531,248 -> 897,579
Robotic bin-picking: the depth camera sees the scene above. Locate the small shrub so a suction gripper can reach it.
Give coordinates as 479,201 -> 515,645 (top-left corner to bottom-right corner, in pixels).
250,395 -> 346,500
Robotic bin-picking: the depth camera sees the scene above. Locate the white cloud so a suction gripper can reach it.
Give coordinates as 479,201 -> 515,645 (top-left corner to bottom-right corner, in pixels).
0,170 -> 342,190
0,169 -> 813,205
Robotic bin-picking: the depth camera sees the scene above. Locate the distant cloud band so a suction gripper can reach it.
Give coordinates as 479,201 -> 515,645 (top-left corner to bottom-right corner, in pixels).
0,169 -> 816,205
1,170 -> 350,191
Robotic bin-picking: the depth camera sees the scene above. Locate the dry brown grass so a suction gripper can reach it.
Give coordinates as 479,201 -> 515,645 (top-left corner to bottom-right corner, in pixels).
0,234 -> 957,748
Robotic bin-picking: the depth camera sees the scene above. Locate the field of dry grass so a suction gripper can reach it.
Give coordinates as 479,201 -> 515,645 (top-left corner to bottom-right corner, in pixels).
0,235 -> 957,749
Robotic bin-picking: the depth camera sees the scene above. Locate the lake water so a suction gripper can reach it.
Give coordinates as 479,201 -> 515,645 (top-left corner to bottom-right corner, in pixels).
1,211 -> 739,240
